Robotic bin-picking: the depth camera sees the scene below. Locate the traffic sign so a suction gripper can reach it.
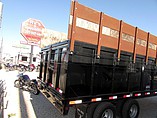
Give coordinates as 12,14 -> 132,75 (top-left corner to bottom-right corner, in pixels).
20,18 -> 45,43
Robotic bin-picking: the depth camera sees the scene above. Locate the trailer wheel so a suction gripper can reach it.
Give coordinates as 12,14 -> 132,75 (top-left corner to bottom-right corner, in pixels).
116,99 -> 126,117
122,99 -> 139,118
93,102 -> 116,118
87,103 -> 99,118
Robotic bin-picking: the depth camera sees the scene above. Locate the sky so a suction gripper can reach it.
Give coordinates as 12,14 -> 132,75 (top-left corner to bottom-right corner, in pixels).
0,0 -> 157,54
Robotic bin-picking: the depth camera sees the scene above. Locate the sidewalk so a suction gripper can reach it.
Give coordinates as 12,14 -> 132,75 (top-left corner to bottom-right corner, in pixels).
0,70 -> 75,118
0,70 -> 39,118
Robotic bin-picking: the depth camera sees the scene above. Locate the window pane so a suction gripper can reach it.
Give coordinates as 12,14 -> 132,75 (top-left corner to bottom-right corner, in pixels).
22,56 -> 27,61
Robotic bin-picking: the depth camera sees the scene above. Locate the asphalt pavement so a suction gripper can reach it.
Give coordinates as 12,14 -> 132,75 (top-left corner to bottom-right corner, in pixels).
0,69 -> 157,118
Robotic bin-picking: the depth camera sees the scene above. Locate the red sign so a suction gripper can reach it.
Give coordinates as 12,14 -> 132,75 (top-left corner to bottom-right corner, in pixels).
20,18 -> 45,43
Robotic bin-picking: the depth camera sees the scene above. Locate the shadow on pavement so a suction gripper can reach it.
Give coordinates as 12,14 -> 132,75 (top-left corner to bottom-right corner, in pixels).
30,92 -> 75,118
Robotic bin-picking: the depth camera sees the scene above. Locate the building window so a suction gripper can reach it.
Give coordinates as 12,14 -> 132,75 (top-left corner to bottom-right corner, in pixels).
22,56 -> 27,61
33,57 -> 36,62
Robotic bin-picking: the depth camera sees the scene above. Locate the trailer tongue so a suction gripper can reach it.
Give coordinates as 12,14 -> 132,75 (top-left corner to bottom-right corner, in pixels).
38,1 -> 157,118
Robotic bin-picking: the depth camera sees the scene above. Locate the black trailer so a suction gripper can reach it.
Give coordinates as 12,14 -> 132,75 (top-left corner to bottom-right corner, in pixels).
38,1 -> 157,118
38,40 -> 157,118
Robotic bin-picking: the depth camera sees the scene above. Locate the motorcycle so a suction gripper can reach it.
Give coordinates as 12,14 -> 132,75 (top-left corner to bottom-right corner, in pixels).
19,64 -> 27,72
14,73 -> 39,95
5,63 -> 14,71
28,64 -> 35,72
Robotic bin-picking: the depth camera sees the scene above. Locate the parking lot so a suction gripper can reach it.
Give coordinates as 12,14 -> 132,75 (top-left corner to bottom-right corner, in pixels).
1,69 -> 157,118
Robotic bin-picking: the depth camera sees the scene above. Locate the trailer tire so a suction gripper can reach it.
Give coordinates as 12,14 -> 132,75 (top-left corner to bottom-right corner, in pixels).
87,103 -> 99,118
122,99 -> 139,118
116,99 -> 126,117
93,102 -> 116,118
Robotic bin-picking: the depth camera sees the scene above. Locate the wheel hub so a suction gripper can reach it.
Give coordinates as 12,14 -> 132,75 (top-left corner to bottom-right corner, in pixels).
101,109 -> 113,118
129,104 -> 138,118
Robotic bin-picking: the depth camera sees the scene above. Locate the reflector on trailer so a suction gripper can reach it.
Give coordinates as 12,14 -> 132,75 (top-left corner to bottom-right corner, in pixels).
57,88 -> 63,94
145,92 -> 150,95
109,96 -> 117,100
69,100 -> 82,105
91,98 -> 102,102
135,93 -> 141,97
123,94 -> 131,98
49,83 -> 54,88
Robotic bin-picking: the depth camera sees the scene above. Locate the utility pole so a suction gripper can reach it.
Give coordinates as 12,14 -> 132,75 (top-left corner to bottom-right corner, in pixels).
29,45 -> 33,65
0,1 -> 3,64
0,37 -> 3,62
